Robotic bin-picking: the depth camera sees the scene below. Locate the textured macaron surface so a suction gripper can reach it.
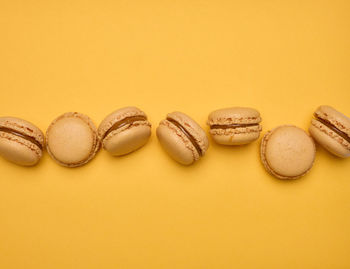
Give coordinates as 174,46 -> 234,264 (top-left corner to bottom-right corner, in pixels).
309,105 -> 350,158
156,112 -> 209,165
0,117 -> 44,166
207,107 -> 262,145
98,107 -> 151,156
166,112 -> 209,155
207,107 -> 261,126
0,117 -> 44,148
157,119 -> 199,165
261,125 -> 315,179
46,113 -> 99,166
98,107 -> 149,140
314,105 -> 350,137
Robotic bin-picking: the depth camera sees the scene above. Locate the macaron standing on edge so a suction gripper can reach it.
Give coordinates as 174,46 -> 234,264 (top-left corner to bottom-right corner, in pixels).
260,125 -> 316,180
207,107 -> 262,145
98,107 -> 152,156
46,112 -> 100,167
156,111 -> 209,165
0,117 -> 45,166
309,105 -> 350,158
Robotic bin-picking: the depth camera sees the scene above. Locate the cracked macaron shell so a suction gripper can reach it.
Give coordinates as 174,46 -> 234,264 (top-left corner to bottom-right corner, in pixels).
98,107 -> 151,156
156,111 -> 209,165
207,107 -> 262,145
46,112 -> 100,167
309,105 -> 350,158
0,117 -> 44,166
260,125 -> 316,180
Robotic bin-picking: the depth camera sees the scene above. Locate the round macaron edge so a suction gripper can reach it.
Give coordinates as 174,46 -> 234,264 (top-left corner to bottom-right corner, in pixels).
46,112 -> 100,168
260,125 -> 316,180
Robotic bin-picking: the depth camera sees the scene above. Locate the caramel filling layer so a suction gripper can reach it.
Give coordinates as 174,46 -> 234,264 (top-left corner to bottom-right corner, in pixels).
167,118 -> 202,156
0,127 -> 42,150
315,115 -> 350,143
103,116 -> 147,139
210,123 -> 259,129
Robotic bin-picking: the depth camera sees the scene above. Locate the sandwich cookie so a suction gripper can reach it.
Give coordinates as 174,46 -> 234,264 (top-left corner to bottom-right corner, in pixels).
156,111 -> 209,165
46,112 -> 100,167
207,107 -> 262,145
98,107 -> 151,156
260,125 -> 316,179
0,117 -> 44,166
309,105 -> 350,158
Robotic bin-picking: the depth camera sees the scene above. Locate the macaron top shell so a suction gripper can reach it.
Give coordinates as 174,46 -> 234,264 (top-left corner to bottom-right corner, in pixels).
0,117 -> 44,148
98,106 -> 148,140
314,105 -> 350,137
167,112 -> 209,154
46,112 -> 99,167
207,107 -> 261,125
261,125 -> 315,179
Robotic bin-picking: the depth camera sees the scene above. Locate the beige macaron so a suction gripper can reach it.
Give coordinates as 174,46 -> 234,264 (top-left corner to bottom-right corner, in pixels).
0,117 -> 44,166
207,107 -> 262,145
309,105 -> 350,158
46,112 -> 100,167
156,111 -> 209,165
260,125 -> 316,179
98,107 -> 151,156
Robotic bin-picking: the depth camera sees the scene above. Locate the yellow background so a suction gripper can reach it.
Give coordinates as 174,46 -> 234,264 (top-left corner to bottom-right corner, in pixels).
1,0 -> 350,268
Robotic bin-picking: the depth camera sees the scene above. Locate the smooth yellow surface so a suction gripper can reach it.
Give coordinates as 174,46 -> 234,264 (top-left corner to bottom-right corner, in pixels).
1,0 -> 350,268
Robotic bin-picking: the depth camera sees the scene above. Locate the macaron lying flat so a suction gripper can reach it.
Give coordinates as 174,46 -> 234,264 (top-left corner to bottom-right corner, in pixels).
260,125 -> 315,180
309,105 -> 350,158
0,117 -> 44,166
98,107 -> 151,156
207,107 -> 262,145
46,112 -> 100,167
156,111 -> 209,165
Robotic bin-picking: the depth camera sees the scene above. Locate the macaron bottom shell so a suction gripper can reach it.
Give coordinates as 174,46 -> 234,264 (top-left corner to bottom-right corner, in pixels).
210,126 -> 261,145
0,135 -> 42,166
102,124 -> 151,156
309,120 -> 350,158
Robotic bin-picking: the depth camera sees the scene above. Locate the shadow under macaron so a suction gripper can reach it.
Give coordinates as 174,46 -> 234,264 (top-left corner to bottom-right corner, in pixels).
313,142 -> 350,164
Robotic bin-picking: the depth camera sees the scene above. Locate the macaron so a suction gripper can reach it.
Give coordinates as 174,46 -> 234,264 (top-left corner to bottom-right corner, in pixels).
46,112 -> 100,167
207,107 -> 262,145
260,125 -> 316,179
309,105 -> 350,158
98,107 -> 151,156
156,111 -> 209,165
0,117 -> 44,166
